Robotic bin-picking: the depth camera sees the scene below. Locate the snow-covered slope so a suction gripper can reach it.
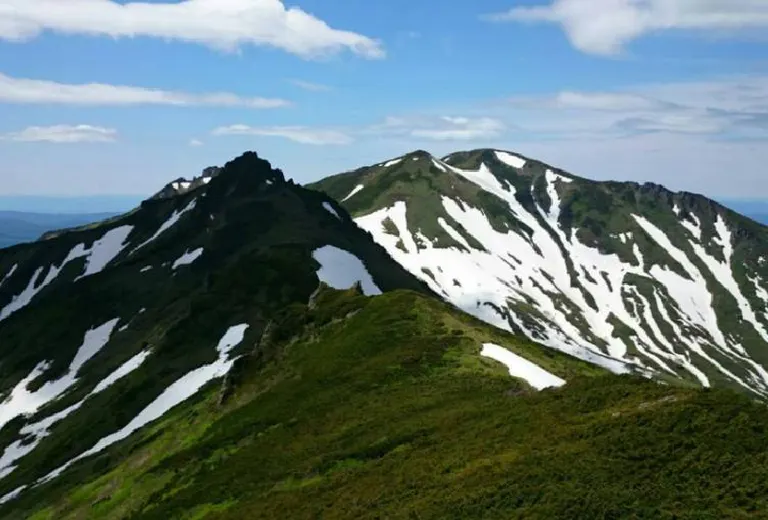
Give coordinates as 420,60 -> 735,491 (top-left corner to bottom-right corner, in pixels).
312,148 -> 768,397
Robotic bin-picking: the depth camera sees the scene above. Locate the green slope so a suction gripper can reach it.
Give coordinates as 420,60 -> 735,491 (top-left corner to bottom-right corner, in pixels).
5,287 -> 767,520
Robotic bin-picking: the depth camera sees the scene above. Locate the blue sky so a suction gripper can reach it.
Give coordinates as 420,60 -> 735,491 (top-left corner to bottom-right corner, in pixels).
1,0 -> 768,206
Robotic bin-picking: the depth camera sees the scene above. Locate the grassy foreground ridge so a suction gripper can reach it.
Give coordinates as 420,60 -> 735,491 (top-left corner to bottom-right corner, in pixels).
6,287 -> 768,520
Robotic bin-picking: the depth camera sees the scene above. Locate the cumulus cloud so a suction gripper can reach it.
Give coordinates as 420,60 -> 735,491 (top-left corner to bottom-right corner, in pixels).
0,0 -> 384,59
485,0 -> 768,55
0,72 -> 290,108
2,125 -> 117,143
212,124 -> 353,145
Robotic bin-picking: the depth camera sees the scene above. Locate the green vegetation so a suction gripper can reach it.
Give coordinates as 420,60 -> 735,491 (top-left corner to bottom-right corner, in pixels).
5,288 -> 768,519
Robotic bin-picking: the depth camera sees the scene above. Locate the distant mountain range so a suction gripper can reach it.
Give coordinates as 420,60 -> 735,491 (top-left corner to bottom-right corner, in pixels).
0,211 -> 119,249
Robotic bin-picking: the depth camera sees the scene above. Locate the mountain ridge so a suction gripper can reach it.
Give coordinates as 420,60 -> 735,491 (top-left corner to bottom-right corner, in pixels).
1,150 -> 768,518
310,147 -> 768,397
0,151 -> 435,510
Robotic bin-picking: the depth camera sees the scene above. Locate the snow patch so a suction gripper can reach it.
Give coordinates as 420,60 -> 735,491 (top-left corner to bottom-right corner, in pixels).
0,243 -> 89,322
0,319 -> 119,430
132,198 -> 197,253
342,184 -> 364,202
633,215 -> 727,346
140,265 -> 152,273
77,225 -> 134,279
384,157 -> 403,168
0,264 -> 17,288
93,350 -> 152,394
172,248 -> 204,270
494,151 -> 527,169
680,213 -> 702,241
37,325 -> 248,486
690,215 -> 768,345
312,245 -> 381,296
322,202 -> 342,220
481,343 -> 565,390
431,159 -> 447,173
0,486 -> 25,505
0,349 -> 151,479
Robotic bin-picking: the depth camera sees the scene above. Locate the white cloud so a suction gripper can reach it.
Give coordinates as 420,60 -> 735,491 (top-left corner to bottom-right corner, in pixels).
373,115 -> 506,141
2,125 -> 117,143
0,72 -> 290,108
502,75 -> 768,138
553,91 -> 671,111
188,138 -> 203,147
289,79 -> 332,92
1,0 -> 384,60
485,0 -> 768,55
212,124 -> 353,145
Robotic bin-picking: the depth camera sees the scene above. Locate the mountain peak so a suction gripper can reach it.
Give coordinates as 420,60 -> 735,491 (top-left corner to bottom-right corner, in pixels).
312,145 -> 768,399
148,151 -> 287,203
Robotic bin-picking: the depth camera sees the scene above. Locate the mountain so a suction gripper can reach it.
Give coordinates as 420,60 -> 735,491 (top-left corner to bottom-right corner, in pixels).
1,151 -> 768,519
149,166 -> 223,200
749,214 -> 768,225
310,148 -> 768,398
0,151 -> 429,513
0,212 -> 118,249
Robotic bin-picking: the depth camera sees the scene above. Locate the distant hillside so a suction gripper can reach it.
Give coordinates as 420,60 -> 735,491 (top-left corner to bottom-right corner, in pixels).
0,212 -> 118,248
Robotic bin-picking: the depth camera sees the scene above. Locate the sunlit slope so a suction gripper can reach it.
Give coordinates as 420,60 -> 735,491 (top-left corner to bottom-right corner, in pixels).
312,148 -> 768,397
3,288 -> 766,520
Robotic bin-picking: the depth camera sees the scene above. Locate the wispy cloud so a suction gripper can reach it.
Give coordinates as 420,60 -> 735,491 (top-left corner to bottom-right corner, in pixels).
289,79 -> 333,92
188,138 -> 204,147
484,0 -> 768,56
0,73 -> 291,108
0,0 -> 384,60
212,124 -> 353,145
372,115 -> 506,141
500,75 -> 768,139
2,125 -> 117,143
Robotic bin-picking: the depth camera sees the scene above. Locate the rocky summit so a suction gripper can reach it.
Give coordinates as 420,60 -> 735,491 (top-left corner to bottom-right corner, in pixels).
0,151 -> 767,519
